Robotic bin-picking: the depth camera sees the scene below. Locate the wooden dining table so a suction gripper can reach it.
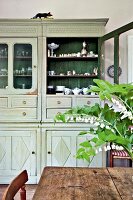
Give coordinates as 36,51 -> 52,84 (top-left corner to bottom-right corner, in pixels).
32,167 -> 133,200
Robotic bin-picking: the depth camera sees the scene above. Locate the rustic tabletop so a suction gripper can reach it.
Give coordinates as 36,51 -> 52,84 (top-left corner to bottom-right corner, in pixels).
32,167 -> 133,200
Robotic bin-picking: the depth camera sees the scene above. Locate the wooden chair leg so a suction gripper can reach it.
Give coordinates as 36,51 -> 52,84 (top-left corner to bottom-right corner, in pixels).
110,152 -> 113,167
20,185 -> 26,200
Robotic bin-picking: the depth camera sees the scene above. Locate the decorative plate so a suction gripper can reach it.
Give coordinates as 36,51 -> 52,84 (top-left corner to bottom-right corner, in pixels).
107,65 -> 122,78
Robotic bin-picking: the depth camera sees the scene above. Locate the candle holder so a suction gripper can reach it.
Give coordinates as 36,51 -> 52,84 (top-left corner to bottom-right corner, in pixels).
48,43 -> 59,57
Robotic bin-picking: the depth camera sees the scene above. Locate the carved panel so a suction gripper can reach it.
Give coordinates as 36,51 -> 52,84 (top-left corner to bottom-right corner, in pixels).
53,138 -> 71,166
44,24 -> 105,37
12,137 -> 30,169
0,26 -> 39,37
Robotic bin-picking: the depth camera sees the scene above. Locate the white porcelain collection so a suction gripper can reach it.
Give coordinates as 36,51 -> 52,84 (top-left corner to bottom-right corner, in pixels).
48,86 -> 92,95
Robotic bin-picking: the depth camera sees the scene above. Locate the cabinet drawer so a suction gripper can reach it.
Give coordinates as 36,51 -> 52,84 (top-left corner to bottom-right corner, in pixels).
11,97 -> 37,108
75,97 -> 100,106
0,108 -> 37,119
47,97 -> 71,108
0,98 -> 8,108
47,108 -> 68,119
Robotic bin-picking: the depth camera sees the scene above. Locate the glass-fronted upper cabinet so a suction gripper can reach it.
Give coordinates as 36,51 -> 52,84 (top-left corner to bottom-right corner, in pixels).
0,38 -> 37,94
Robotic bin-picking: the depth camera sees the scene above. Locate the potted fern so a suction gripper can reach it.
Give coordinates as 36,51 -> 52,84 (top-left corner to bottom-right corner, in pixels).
55,79 -> 133,163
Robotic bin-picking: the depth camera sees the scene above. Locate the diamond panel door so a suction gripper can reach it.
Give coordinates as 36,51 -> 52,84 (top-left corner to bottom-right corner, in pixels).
46,130 -> 105,167
47,131 -> 77,167
0,130 -> 37,183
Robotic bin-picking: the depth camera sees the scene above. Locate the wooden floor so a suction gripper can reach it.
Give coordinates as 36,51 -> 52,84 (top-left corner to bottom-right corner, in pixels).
0,184 -> 37,200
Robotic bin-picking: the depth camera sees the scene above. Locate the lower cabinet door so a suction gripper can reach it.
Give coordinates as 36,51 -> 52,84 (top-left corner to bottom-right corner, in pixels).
47,130 -> 105,167
47,130 -> 77,167
0,130 -> 37,183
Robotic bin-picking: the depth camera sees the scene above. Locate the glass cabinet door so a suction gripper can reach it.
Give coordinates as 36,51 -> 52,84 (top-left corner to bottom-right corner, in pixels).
0,44 -> 8,89
13,44 -> 32,89
0,38 -> 37,94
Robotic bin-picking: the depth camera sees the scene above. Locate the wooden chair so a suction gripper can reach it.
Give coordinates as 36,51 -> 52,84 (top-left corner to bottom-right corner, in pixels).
2,170 -> 28,200
110,150 -> 132,167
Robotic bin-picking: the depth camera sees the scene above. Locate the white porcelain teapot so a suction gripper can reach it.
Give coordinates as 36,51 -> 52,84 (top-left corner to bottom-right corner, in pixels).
72,87 -> 82,95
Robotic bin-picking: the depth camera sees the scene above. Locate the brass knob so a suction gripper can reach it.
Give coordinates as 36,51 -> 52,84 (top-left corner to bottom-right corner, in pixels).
32,151 -> 35,154
23,112 -> 26,116
57,101 -> 61,104
23,100 -> 26,104
48,151 -> 51,154
87,100 -> 91,105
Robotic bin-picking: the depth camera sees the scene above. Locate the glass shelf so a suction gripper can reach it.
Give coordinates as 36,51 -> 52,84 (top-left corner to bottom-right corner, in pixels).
15,56 -> 32,59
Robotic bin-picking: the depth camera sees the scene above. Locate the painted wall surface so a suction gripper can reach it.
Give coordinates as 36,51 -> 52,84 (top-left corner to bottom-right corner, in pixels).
0,0 -> 132,82
0,0 -> 132,32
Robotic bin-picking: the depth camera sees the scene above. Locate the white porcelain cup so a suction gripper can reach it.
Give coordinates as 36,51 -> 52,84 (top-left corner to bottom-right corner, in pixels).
64,88 -> 71,95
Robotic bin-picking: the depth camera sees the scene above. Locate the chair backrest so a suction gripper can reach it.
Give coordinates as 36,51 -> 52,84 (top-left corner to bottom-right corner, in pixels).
2,170 -> 28,200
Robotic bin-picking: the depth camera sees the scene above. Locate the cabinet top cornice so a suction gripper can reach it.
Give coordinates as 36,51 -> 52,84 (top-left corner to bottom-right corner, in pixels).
0,18 -> 109,26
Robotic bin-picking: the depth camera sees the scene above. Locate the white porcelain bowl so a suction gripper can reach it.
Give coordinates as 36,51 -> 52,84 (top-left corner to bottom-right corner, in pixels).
56,86 -> 65,92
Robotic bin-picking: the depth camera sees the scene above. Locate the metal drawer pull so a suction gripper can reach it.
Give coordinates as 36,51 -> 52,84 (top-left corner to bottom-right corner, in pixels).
23,112 -> 26,116
23,100 -> 26,104
57,100 -> 61,104
87,100 -> 91,105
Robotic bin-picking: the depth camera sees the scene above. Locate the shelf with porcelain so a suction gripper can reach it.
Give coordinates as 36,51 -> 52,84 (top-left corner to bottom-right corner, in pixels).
48,74 -> 98,78
47,56 -> 98,60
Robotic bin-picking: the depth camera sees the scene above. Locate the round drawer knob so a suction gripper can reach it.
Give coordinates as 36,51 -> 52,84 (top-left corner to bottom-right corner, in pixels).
23,100 -> 26,104
87,100 -> 91,105
32,151 -> 35,154
57,101 -> 61,104
23,112 -> 26,116
48,151 -> 51,154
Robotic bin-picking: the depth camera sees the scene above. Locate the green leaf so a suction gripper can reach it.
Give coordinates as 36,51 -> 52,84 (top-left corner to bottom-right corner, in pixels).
77,148 -> 85,154
86,148 -> 96,156
80,141 -> 92,148
98,131 -> 107,141
106,134 -> 117,141
82,152 -> 90,161
95,139 -> 105,147
79,131 -> 88,135
54,113 -> 66,123
91,137 -> 99,143
93,79 -> 112,91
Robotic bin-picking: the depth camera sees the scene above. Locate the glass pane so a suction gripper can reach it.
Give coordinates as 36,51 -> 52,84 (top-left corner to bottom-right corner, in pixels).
13,44 -> 32,89
0,44 -> 8,88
